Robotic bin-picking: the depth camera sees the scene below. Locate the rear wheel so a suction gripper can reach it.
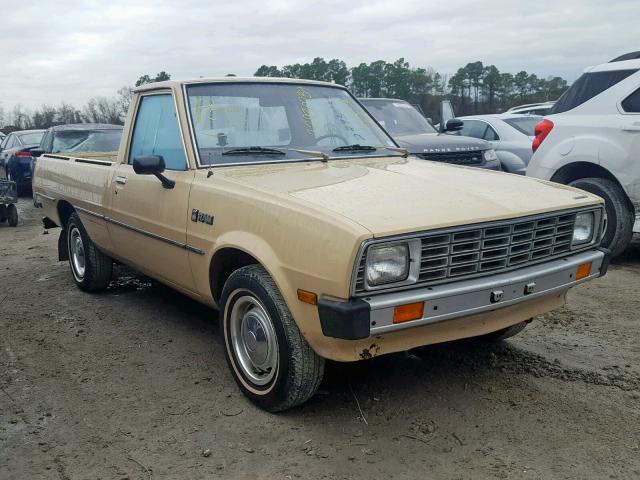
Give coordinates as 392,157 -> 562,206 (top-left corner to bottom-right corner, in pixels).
7,204 -> 18,227
0,205 -> 6,223
568,177 -> 633,258
66,212 -> 112,292
220,265 -> 324,412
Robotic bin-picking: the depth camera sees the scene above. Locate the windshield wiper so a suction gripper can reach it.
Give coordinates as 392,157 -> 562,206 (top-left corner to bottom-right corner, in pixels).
332,144 -> 378,152
221,146 -> 286,156
332,144 -> 409,158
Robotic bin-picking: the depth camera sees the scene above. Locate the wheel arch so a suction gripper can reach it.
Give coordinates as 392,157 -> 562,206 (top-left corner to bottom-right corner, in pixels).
209,246 -> 262,304
550,162 -> 634,212
56,200 -> 75,228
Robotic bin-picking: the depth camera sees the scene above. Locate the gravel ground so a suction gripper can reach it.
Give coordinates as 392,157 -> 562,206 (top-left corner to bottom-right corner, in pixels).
1,198 -> 639,480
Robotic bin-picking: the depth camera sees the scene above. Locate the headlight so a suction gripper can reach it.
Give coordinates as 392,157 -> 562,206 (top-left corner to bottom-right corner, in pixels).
572,211 -> 594,245
483,149 -> 498,162
366,243 -> 410,286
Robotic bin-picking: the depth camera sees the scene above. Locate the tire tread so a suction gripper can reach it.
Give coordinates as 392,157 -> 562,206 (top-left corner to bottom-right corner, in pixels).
67,212 -> 112,292
222,265 -> 324,412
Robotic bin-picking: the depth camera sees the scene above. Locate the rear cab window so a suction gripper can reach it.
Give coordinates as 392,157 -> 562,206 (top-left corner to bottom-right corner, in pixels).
129,94 -> 187,170
550,69 -> 638,114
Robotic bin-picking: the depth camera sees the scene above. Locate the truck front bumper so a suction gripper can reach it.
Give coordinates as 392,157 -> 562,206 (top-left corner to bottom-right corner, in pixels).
318,248 -> 608,340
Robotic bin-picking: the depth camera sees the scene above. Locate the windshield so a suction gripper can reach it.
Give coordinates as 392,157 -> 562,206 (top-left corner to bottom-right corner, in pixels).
53,129 -> 122,153
503,116 -> 541,136
18,131 -> 44,145
359,100 -> 437,136
186,83 -> 396,166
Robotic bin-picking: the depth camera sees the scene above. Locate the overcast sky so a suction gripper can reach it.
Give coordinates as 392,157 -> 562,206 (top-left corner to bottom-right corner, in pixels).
0,0 -> 637,113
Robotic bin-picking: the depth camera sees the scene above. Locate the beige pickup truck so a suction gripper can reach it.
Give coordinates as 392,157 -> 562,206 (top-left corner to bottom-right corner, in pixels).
33,78 -> 609,411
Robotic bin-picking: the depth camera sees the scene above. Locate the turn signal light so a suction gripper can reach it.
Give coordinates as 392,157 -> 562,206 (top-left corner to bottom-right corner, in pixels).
393,302 -> 425,324
576,262 -> 592,280
297,289 -> 318,305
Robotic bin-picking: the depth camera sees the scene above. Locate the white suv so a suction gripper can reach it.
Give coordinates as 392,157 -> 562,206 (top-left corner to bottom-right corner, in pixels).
527,52 -> 640,257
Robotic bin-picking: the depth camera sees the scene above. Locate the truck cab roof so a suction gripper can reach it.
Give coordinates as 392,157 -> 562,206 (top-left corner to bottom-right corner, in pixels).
134,76 -> 341,93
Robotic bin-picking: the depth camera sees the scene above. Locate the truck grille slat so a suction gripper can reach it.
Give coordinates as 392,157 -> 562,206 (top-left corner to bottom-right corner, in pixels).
416,150 -> 484,165
353,209 -> 601,295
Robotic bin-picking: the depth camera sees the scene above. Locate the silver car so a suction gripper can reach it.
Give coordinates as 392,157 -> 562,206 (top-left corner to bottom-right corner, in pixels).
456,114 -> 542,175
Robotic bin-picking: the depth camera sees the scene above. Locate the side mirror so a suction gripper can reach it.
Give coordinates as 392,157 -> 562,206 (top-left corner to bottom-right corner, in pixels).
30,148 -> 45,158
439,100 -> 456,133
444,119 -> 464,132
132,155 -> 175,189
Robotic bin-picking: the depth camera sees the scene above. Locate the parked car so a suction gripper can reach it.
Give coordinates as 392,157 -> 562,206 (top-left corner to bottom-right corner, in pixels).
527,51 -> 640,257
506,102 -> 556,115
0,129 -> 45,195
34,77 -> 608,412
33,123 -> 123,157
359,98 -> 501,170
455,114 -> 542,174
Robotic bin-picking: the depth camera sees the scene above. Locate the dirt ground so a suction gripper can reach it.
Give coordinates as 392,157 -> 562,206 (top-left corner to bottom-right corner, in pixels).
1,198 -> 639,480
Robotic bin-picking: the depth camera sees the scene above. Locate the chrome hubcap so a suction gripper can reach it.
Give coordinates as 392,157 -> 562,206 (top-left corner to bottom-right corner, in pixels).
69,227 -> 85,279
229,295 -> 278,385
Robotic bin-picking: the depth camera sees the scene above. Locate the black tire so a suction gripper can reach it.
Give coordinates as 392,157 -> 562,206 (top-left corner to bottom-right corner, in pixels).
569,177 -> 634,258
0,205 -> 6,223
7,204 -> 18,227
66,212 -> 112,292
473,320 -> 528,342
6,171 -> 21,197
220,265 -> 324,412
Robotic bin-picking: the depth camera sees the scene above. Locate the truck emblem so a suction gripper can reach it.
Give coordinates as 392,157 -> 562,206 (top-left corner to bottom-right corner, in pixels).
191,209 -> 214,225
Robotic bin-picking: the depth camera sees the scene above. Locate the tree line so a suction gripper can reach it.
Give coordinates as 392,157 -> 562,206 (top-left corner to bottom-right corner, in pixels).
255,57 -> 568,119
0,73 -> 168,134
1,60 -> 568,133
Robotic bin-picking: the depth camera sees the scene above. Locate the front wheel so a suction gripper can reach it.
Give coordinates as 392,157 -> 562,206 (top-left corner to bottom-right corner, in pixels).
568,177 -> 633,258
220,265 -> 324,412
66,212 -> 113,292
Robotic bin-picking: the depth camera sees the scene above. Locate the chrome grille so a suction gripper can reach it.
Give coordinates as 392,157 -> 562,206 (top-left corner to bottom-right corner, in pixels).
353,209 -> 601,295
416,150 -> 484,165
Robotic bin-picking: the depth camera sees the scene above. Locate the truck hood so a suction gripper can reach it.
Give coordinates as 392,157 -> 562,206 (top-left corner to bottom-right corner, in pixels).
217,156 -> 601,238
394,132 -> 489,153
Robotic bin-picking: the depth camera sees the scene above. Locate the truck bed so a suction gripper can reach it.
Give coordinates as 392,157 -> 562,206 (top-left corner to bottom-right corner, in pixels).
33,152 -> 118,228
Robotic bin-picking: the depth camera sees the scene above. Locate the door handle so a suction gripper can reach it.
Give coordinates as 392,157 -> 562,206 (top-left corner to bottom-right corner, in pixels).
115,176 -> 127,185
622,122 -> 640,132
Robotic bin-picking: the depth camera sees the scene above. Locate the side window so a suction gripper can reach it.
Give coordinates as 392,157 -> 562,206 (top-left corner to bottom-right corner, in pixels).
0,135 -> 9,149
622,87 -> 640,112
459,120 -> 486,139
483,125 -> 499,141
6,135 -> 16,148
551,69 -> 638,114
128,94 -> 187,170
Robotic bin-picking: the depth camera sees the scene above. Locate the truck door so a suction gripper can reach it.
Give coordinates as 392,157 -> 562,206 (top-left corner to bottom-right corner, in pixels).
107,92 -> 197,293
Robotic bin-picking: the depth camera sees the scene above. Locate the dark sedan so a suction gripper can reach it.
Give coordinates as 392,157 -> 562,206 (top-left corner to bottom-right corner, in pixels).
34,123 -> 123,157
359,98 -> 500,170
0,130 -> 45,195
